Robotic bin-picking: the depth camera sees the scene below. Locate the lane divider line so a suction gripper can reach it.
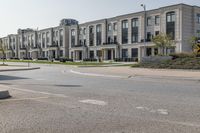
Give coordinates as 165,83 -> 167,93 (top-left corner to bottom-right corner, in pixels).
70,69 -> 124,78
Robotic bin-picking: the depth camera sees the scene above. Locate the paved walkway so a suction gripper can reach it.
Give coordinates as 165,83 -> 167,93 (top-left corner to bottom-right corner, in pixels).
74,67 -> 200,80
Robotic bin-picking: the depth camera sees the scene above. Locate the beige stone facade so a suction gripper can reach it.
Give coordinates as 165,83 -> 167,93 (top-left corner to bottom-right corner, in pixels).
1,4 -> 200,61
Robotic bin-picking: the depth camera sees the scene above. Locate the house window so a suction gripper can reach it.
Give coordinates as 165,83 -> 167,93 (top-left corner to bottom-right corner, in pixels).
83,28 -> 86,35
155,15 -> 160,25
71,29 -> 76,47
46,32 -> 50,44
132,34 -> 138,43
166,11 -> 175,40
96,25 -> 102,45
147,32 -> 152,42
132,18 -> 139,43
108,24 -> 112,31
89,26 -> 94,46
113,23 -> 117,31
197,14 -> 200,23
89,51 -> 94,58
122,49 -> 128,58
60,29 -> 63,46
167,12 -> 175,22
154,48 -> 158,55
155,31 -> 160,36
132,18 -> 139,27
114,36 -> 117,44
197,30 -> 200,37
131,48 -> 138,58
60,50 -> 63,57
122,20 -> 128,44
147,17 -> 152,26
146,48 -> 152,56
108,36 -> 111,44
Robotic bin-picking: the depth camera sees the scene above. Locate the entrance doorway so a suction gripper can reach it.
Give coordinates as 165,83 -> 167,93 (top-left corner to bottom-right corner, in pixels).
107,50 -> 112,60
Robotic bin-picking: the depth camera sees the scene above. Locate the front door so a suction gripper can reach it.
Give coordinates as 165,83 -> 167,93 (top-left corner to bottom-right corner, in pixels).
79,51 -> 82,60
107,50 -> 112,60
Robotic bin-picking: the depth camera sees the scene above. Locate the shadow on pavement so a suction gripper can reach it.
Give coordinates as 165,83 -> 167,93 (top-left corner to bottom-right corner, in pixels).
0,75 -> 28,81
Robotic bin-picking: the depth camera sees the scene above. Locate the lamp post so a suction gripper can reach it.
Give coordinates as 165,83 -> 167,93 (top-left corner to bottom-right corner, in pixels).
141,4 -> 147,56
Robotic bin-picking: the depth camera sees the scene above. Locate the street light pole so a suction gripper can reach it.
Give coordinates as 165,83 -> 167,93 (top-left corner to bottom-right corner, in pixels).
141,4 -> 147,56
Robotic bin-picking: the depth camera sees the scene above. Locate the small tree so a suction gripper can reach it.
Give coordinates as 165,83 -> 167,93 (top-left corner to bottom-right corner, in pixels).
188,36 -> 200,55
152,33 -> 175,55
0,39 -> 7,64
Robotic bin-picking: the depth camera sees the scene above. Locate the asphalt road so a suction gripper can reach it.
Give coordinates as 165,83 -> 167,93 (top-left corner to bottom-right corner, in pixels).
0,63 -> 200,133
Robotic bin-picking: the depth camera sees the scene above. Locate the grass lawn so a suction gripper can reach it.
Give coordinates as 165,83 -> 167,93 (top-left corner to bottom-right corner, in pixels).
3,59 -> 117,66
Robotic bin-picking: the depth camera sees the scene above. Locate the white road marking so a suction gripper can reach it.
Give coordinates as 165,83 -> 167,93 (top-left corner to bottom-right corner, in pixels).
157,109 -> 169,115
136,106 -> 169,115
136,106 -> 146,110
79,99 -> 107,106
70,69 -> 123,78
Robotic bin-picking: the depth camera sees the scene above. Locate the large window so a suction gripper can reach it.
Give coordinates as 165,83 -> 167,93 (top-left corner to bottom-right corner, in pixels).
147,17 -> 152,26
122,20 -> 128,44
155,15 -> 160,25
167,12 -> 175,22
146,48 -> 152,56
155,31 -> 160,36
132,18 -> 139,43
108,24 -> 112,31
96,25 -> 102,45
46,32 -> 50,45
113,23 -> 117,31
122,49 -> 128,58
166,11 -> 175,40
71,29 -> 76,47
197,14 -> 200,23
42,33 -> 45,48
131,48 -> 138,58
89,51 -> 94,58
132,18 -> 139,27
89,26 -> 94,46
60,29 -> 63,46
147,32 -> 152,42
197,30 -> 200,37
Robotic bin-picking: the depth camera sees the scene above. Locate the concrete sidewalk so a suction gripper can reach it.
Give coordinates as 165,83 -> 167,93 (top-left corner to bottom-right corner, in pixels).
74,67 -> 200,80
0,66 -> 40,72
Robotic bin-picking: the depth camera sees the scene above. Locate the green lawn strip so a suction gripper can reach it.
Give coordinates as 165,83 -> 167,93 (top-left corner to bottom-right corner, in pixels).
3,59 -> 115,66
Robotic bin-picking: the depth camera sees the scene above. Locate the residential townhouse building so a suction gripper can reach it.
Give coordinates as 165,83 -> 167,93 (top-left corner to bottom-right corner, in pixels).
1,4 -> 200,61
1,34 -> 18,59
69,4 -> 200,61
0,19 -> 77,60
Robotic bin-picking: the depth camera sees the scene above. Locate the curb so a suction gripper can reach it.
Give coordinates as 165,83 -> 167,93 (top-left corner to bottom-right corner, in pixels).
0,67 -> 40,72
0,89 -> 11,99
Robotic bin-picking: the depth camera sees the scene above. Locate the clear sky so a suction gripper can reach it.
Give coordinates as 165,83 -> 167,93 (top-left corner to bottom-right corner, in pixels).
0,0 -> 200,37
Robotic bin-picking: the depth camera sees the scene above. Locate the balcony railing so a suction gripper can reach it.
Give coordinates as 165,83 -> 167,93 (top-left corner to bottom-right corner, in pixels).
20,47 -> 26,50
47,44 -> 59,48
103,42 -> 118,45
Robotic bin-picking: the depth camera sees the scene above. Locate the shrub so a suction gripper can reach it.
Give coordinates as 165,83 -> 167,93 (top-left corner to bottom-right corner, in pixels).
169,52 -> 196,59
83,58 -> 97,62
